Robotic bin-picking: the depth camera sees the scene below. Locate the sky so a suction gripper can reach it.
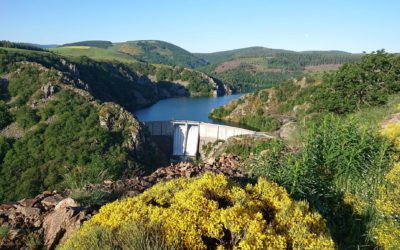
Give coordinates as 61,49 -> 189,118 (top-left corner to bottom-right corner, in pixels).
1,0 -> 399,53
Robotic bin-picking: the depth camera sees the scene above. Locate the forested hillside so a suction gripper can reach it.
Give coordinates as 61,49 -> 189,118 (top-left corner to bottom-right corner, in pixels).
197,48 -> 361,92
0,46 -> 173,201
210,50 -> 399,131
52,41 -> 361,92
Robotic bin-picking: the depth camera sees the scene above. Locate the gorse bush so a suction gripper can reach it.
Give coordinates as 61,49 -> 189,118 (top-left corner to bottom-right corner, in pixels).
63,173 -> 334,249
372,123 -> 400,249
372,163 -> 400,249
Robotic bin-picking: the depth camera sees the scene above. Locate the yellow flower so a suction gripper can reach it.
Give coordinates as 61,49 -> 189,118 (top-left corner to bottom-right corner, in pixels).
62,173 -> 334,249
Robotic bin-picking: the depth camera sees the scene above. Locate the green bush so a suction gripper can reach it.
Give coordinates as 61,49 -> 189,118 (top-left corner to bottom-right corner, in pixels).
15,106 -> 39,129
0,101 -> 12,129
312,50 -> 400,114
247,114 -> 394,248
225,138 -> 284,159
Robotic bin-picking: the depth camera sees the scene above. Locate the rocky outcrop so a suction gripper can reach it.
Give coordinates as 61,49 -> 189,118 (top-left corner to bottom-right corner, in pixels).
0,192 -> 95,249
0,154 -> 244,249
85,154 -> 244,196
41,82 -> 56,99
278,122 -> 297,140
98,102 -> 145,152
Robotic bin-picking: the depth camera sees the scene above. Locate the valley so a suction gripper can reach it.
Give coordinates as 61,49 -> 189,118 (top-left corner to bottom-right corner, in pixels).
0,42 -> 399,250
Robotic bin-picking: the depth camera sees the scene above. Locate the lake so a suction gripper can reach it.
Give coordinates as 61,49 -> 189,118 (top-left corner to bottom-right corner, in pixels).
134,94 -> 244,124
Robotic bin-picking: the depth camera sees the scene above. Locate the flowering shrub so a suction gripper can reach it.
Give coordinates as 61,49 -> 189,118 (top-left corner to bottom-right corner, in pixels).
373,163 -> 400,249
381,123 -> 400,150
63,173 -> 334,249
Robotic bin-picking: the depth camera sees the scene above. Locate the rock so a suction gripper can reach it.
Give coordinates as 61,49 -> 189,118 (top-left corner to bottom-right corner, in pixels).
0,204 -> 15,211
15,205 -> 41,218
41,194 -> 64,208
33,219 -> 42,228
54,198 -> 78,211
279,122 -> 297,140
41,82 -> 55,99
18,198 -> 38,208
43,207 -> 86,249
8,228 -> 22,241
205,157 -> 216,165
103,179 -> 113,186
185,171 -> 194,178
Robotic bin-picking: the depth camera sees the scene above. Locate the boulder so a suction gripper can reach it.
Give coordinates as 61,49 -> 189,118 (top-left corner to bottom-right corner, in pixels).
43,206 -> 87,249
41,194 -> 64,208
279,122 -> 297,140
15,205 -> 41,218
54,198 -> 78,211
17,198 -> 38,207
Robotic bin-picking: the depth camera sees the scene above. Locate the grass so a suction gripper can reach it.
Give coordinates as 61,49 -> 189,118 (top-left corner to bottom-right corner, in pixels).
50,46 -> 137,63
0,225 -> 9,242
62,46 -> 91,49
61,221 -> 175,250
348,94 -> 400,130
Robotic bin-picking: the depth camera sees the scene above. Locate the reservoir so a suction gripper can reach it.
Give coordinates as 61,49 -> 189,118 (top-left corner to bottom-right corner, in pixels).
134,94 -> 244,124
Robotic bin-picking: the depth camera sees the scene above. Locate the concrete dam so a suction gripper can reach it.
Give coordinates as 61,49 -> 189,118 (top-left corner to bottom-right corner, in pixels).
143,120 -> 273,159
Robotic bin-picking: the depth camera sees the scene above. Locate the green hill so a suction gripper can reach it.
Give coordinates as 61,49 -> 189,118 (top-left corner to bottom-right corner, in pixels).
52,40 -> 208,68
194,46 -> 295,64
209,50 -> 400,132
196,47 -> 362,92
0,46 -> 174,201
51,41 -> 361,92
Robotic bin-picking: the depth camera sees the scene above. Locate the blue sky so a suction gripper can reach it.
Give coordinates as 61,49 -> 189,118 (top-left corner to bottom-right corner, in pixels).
1,0 -> 399,53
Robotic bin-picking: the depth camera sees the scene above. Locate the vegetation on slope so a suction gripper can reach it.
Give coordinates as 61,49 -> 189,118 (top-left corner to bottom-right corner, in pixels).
0,40 -> 44,51
53,41 -> 359,92
196,47 -> 361,91
62,40 -> 113,49
210,50 -> 400,131
0,47 -> 166,202
205,51 -> 400,248
63,173 -> 334,249
53,40 -> 208,68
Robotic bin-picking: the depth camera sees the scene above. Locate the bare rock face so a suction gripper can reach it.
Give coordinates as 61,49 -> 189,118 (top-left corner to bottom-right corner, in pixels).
41,82 -> 56,99
98,102 -> 144,152
0,193 -> 94,250
43,199 -> 88,249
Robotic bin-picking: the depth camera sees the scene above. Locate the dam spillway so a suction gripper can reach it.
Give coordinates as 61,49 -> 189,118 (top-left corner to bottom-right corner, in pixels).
143,120 -> 274,159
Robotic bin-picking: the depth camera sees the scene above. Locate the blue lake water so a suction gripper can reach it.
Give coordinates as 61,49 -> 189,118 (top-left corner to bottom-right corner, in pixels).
134,94 -> 244,124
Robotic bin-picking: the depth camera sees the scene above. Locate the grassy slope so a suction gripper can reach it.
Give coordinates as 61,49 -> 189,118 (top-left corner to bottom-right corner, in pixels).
52,46 -> 136,62
51,40 -> 207,68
